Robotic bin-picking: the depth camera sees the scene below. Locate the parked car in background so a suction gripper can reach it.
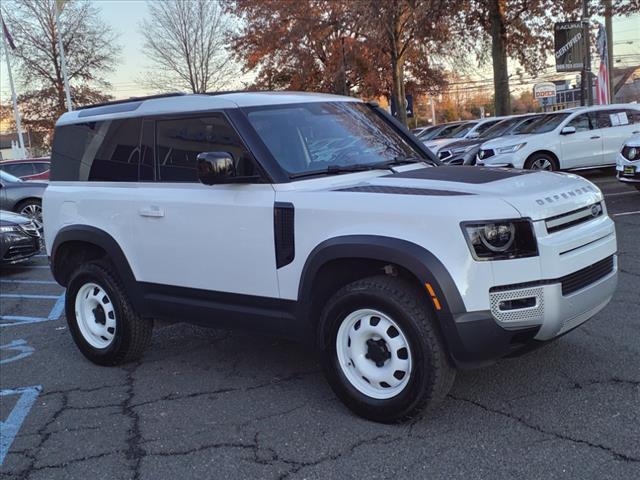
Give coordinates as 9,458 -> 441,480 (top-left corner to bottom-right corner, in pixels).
411,126 -> 433,137
478,104 -> 640,170
0,210 -> 41,264
0,157 -> 50,181
0,170 -> 47,230
617,134 -> 640,191
418,121 -> 468,142
438,114 -> 543,165
425,117 -> 504,153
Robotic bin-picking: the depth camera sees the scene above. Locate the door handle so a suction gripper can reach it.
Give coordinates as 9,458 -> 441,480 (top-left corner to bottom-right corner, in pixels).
590,136 -> 600,139
139,206 -> 164,218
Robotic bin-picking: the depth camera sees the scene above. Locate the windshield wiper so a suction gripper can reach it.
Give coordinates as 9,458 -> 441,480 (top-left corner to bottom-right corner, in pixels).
289,162 -> 397,179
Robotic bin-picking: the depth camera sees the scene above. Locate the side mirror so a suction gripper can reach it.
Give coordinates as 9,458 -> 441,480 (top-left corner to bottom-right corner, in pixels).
196,152 -> 236,185
560,126 -> 576,135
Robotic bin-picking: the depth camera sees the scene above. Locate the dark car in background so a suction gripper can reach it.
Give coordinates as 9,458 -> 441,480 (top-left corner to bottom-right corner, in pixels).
0,210 -> 41,264
0,157 -> 51,181
0,170 -> 47,230
438,114 -> 544,165
417,121 -> 468,141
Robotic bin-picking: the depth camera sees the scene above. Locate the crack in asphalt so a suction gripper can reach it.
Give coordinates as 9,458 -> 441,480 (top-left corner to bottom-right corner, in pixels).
122,362 -> 145,480
448,394 -> 640,463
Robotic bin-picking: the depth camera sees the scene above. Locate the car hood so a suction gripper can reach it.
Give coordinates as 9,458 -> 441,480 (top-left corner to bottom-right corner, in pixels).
481,134 -> 535,149
330,166 -> 602,221
425,138 -> 459,151
439,138 -> 484,152
624,133 -> 640,147
0,210 -> 30,226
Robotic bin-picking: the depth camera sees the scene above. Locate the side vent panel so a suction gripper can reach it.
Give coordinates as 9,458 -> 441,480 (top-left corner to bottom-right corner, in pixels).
274,202 -> 295,269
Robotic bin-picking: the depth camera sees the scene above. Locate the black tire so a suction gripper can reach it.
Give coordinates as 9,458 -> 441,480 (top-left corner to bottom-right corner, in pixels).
66,260 -> 153,366
635,185 -> 640,192
15,198 -> 43,230
319,275 -> 455,423
524,153 -> 559,171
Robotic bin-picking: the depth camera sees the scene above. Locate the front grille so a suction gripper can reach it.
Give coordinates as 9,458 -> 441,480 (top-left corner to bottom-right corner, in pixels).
545,202 -> 603,234
560,256 -> 614,296
19,222 -> 40,237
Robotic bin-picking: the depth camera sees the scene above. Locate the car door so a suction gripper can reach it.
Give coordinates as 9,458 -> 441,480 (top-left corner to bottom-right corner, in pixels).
597,109 -> 640,165
129,113 -> 279,299
559,112 -> 603,168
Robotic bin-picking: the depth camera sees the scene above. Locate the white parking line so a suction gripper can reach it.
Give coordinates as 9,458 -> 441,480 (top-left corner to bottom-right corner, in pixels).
0,280 -> 58,285
606,191 -> 637,197
613,211 -> 640,217
1,265 -> 50,269
0,294 -> 61,299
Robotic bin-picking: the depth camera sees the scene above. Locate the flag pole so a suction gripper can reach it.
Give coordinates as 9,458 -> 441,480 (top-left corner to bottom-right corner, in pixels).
54,1 -> 72,112
1,20 -> 26,155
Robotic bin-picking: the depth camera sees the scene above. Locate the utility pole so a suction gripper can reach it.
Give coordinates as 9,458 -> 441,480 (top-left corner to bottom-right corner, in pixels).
604,0 -> 614,101
581,0 -> 593,106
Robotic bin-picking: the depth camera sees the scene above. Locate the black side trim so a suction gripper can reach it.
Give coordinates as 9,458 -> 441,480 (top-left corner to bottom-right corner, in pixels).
335,186 -> 473,196
50,225 -> 146,314
388,165 -> 534,184
274,202 -> 295,268
140,282 -> 301,339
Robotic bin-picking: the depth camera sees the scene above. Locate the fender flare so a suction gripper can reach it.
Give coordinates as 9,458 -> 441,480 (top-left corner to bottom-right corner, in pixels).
50,225 -> 146,313
298,235 -> 469,357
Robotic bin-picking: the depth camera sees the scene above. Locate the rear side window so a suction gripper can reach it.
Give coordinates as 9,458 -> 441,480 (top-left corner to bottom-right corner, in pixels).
51,119 -> 142,181
32,163 -> 49,174
155,114 -> 258,182
2,163 -> 34,177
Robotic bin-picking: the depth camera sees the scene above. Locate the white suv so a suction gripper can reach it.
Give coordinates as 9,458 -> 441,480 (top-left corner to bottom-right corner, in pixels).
478,104 -> 640,170
44,92 -> 618,422
617,134 -> 640,191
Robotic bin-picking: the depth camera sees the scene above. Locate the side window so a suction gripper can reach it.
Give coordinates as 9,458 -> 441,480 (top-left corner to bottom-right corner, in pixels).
568,114 -> 592,132
32,163 -> 49,174
89,119 -> 142,181
624,109 -> 640,124
156,114 -> 259,182
593,111 -> 613,129
3,163 -> 32,177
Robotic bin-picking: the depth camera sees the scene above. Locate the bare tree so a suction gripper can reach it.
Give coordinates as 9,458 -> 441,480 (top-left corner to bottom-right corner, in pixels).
1,0 -> 119,141
140,0 -> 237,93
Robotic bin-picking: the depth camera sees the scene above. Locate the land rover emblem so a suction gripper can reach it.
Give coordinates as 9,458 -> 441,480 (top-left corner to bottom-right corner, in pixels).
591,204 -> 602,217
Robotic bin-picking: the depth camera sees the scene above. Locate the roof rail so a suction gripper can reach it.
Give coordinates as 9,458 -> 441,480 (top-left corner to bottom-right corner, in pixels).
75,92 -> 186,111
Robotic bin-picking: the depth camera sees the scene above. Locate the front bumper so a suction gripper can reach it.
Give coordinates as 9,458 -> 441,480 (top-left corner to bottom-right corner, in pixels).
448,255 -> 617,368
1,231 -> 42,264
615,152 -> 640,183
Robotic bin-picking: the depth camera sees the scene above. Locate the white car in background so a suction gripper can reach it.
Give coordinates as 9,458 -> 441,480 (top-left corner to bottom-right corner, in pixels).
425,117 -> 504,153
617,133 -> 640,191
477,104 -> 640,170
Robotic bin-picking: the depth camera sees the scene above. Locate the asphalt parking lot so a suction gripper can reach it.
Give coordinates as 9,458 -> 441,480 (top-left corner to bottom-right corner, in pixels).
1,170 -> 638,480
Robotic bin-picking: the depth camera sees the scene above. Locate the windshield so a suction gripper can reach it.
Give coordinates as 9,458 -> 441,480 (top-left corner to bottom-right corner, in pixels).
522,113 -> 570,134
511,115 -> 543,134
246,102 -> 431,176
432,123 -> 464,139
480,118 -> 520,139
451,122 -> 477,138
416,126 -> 438,140
0,170 -> 22,183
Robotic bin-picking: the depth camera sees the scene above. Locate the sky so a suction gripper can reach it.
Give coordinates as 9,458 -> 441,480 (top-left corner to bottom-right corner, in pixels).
0,1 -> 639,104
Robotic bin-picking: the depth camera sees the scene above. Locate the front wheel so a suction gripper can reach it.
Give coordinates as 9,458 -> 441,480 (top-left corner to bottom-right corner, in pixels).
319,276 -> 455,423
524,153 -> 558,171
16,199 -> 43,231
66,261 -> 153,366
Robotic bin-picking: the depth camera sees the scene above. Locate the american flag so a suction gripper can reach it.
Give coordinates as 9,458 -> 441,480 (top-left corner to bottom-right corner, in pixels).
596,24 -> 610,105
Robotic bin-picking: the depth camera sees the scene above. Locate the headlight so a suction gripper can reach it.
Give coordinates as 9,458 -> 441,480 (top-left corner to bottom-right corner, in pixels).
496,143 -> 526,154
622,146 -> 640,161
461,219 -> 538,261
0,225 -> 19,234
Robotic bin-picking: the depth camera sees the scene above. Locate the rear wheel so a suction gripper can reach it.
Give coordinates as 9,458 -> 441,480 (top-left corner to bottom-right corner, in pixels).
524,153 -> 558,171
319,275 -> 455,423
66,261 -> 153,365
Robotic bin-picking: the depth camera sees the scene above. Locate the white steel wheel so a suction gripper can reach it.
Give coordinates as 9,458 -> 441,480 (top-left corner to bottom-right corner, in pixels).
336,309 -> 412,400
75,282 -> 117,349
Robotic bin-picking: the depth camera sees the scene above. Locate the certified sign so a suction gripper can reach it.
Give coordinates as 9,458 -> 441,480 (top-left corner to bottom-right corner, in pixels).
534,82 -> 557,99
555,22 -> 585,72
